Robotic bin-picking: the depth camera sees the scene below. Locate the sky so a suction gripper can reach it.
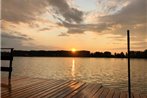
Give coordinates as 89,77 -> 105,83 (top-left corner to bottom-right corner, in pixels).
1,0 -> 147,53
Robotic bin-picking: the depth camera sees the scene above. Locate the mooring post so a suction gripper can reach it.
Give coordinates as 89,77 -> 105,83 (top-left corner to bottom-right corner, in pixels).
127,30 -> 131,98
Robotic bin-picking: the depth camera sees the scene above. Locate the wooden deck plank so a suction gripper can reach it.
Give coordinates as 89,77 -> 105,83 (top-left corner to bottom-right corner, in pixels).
99,88 -> 110,98
43,81 -> 79,98
2,81 -> 43,96
77,83 -> 98,98
126,92 -> 134,98
28,80 -> 71,98
1,78 -> 46,94
140,94 -> 147,98
51,82 -> 85,98
64,83 -> 89,98
113,90 -> 121,98
12,80 -> 65,98
2,80 -> 49,98
88,84 -> 102,98
1,78 -> 53,95
92,87 -> 105,98
72,83 -> 99,98
106,89 -> 115,98
120,91 -> 127,98
31,81 -> 77,98
133,92 -> 141,98
1,76 -> 146,98
25,80 -> 70,98
1,77 -> 44,93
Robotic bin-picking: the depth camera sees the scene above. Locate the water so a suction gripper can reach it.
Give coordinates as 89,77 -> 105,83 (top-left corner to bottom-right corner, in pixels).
1,57 -> 147,94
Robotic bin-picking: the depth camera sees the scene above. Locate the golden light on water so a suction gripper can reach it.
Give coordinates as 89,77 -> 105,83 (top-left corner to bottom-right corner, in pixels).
71,59 -> 75,80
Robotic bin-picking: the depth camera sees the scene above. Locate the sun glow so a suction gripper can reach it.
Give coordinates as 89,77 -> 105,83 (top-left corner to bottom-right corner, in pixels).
71,48 -> 76,52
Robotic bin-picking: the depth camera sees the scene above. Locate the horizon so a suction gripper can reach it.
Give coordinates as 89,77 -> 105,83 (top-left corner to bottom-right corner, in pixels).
1,0 -> 147,53
13,48 -> 147,54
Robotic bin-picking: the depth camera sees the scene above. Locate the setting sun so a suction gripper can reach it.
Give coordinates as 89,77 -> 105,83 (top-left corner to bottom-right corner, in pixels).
71,48 -> 76,52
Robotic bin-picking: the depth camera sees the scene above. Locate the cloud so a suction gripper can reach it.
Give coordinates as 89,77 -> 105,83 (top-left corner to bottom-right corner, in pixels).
96,0 -> 129,15
1,0 -> 146,51
53,0 -> 146,37
1,32 -> 59,50
1,0 -> 84,23
95,0 -> 147,42
58,32 -> 69,36
48,0 -> 83,23
58,21 -> 111,34
1,37 -> 30,49
1,31 -> 33,40
2,0 -> 48,23
1,37 -> 58,50
1,31 -> 33,49
101,0 -> 146,25
39,27 -> 51,31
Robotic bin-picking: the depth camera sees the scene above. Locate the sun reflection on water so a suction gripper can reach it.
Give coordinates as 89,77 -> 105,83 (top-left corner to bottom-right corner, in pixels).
71,59 -> 75,80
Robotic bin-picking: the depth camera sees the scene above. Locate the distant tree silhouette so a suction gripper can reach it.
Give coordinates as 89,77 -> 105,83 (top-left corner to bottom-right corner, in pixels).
104,51 -> 112,57
10,49 -> 147,58
93,52 -> 103,57
13,50 -> 90,57
114,52 -> 125,58
143,49 -> 147,58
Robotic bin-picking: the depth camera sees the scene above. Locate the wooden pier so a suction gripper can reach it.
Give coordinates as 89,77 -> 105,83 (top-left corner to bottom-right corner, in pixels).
1,76 -> 147,98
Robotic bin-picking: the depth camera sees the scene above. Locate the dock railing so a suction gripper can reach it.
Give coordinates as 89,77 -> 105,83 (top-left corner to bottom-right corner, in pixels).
1,48 -> 14,82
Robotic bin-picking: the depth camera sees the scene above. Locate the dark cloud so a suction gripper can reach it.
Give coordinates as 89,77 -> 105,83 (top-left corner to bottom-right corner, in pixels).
1,31 -> 33,50
58,32 -> 69,36
54,0 -> 146,36
48,0 -> 83,23
58,21 -> 111,34
2,0 -> 48,23
1,32 -> 59,50
2,37 -> 30,49
1,31 -> 33,40
1,37 -> 58,50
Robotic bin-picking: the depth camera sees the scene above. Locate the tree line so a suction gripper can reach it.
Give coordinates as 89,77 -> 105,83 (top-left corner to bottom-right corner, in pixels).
8,49 -> 147,58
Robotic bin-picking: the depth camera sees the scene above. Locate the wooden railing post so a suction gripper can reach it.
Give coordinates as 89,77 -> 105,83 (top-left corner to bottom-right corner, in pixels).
9,48 -> 14,80
127,30 -> 131,98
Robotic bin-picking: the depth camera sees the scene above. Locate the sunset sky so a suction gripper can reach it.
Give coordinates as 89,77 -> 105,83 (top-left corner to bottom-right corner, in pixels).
1,0 -> 147,53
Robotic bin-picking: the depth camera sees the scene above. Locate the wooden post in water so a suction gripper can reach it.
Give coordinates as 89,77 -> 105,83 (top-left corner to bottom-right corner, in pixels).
127,30 -> 131,98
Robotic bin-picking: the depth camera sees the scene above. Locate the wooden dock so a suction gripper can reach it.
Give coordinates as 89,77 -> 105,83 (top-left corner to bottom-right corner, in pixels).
1,76 -> 147,98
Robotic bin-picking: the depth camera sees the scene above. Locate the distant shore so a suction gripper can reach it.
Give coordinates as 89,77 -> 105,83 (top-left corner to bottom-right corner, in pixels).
7,49 -> 147,58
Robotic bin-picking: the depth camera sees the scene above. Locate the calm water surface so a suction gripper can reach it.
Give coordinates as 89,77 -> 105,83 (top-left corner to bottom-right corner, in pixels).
2,57 -> 147,94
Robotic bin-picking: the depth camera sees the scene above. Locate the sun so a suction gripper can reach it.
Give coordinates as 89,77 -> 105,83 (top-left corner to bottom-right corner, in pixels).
71,48 -> 76,52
